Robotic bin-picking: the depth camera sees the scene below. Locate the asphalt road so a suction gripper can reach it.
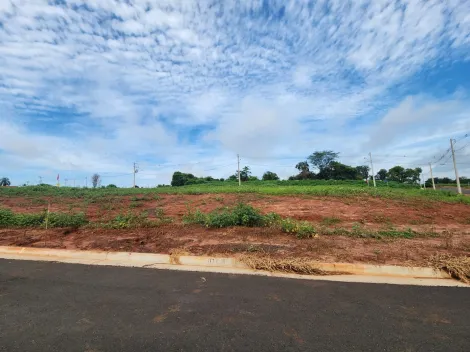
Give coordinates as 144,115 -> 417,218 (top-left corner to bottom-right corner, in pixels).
0,260 -> 469,352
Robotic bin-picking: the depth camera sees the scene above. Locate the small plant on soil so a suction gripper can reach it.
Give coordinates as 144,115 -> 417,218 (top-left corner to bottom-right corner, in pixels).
0,208 -> 87,228
106,211 -> 151,229
321,216 -> 341,226
278,218 -> 317,239
182,207 -> 208,225
46,212 -> 87,228
155,207 -> 173,224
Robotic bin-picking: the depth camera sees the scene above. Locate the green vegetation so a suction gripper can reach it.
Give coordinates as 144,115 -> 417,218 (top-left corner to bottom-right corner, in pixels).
262,171 -> 280,181
183,203 -> 316,239
319,223 -> 427,239
104,212 -> 152,229
0,181 -> 469,205
0,208 -> 87,228
321,216 -> 342,226
101,208 -> 173,229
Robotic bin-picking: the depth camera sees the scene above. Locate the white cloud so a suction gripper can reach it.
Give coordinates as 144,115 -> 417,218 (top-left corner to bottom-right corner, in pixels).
1,0 -> 470,185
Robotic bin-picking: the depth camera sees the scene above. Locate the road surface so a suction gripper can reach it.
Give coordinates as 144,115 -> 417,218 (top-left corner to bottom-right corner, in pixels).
0,259 -> 469,352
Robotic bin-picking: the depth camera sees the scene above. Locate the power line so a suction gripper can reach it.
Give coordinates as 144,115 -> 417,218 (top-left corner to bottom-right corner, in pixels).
454,132 -> 469,143
455,142 -> 470,153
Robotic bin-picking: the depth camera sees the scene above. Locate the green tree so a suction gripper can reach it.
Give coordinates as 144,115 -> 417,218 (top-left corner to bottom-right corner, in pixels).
171,171 -> 196,186
387,166 -> 422,184
404,167 -> 422,184
0,177 -> 11,186
355,165 -> 370,180
262,171 -> 279,181
240,166 -> 251,182
376,169 -> 388,181
291,161 -> 315,180
308,150 -> 339,174
230,166 -> 251,182
327,162 -> 359,180
387,166 -> 405,182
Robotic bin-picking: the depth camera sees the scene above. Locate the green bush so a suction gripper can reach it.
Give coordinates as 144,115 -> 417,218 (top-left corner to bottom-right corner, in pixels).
0,208 -> 17,227
184,203 -> 266,228
182,203 -> 316,238
206,209 -> 238,228
231,203 -> 265,227
182,209 -> 208,225
278,218 -> 317,239
46,212 -> 87,228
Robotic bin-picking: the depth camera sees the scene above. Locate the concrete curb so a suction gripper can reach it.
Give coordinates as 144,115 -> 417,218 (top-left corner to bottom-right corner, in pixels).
0,246 -> 465,287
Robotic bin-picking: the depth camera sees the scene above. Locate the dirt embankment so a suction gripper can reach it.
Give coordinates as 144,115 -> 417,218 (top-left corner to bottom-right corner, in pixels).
1,193 -> 469,267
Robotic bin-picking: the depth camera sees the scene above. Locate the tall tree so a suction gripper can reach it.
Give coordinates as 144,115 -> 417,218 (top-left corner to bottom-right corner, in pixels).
293,161 -> 315,180
326,162 -> 359,180
262,171 -> 280,181
0,177 -> 11,186
240,166 -> 251,182
387,166 -> 422,184
308,151 -> 339,172
355,165 -> 370,180
387,166 -> 405,182
91,174 -> 101,188
404,167 -> 422,184
171,171 -> 196,187
376,169 -> 388,181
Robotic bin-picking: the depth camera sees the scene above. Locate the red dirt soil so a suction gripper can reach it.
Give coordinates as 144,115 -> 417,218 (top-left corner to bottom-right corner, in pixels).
0,225 -> 468,267
1,193 -> 469,266
2,193 -> 470,226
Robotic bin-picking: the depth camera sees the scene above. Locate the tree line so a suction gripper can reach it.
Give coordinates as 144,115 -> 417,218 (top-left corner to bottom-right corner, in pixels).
171,151 -> 426,186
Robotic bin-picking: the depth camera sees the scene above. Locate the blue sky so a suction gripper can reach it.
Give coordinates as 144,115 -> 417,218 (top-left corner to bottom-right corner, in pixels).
1,0 -> 470,186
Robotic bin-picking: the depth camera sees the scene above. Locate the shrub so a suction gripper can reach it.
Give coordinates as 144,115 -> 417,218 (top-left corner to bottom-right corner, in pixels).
206,209 -> 238,228
0,208 -> 17,227
184,203 -> 266,228
279,218 -> 317,239
46,212 -> 87,228
182,203 -> 316,238
182,209 -> 207,225
231,203 -> 265,227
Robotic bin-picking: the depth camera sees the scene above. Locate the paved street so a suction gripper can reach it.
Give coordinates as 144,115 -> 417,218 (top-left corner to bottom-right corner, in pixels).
0,259 -> 469,352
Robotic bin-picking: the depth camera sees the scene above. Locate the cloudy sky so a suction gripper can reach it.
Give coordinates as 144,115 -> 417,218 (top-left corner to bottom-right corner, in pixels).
1,0 -> 470,186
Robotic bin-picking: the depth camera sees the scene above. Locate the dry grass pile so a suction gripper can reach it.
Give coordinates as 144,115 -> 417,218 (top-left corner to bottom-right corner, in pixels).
239,255 -> 331,275
428,254 -> 470,283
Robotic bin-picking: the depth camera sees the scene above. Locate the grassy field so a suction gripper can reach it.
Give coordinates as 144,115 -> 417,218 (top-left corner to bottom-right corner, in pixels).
0,181 -> 469,204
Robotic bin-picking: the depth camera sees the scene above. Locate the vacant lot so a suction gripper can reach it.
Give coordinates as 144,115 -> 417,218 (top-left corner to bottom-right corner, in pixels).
0,184 -> 469,270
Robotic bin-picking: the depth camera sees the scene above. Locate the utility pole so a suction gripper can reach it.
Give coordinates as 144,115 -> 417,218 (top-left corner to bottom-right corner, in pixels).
133,162 -> 139,188
38,176 -> 42,185
422,173 -> 426,189
65,178 -> 68,187
429,163 -> 436,190
237,154 -> 241,186
85,177 -> 87,188
369,152 -> 376,187
450,138 -> 462,194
